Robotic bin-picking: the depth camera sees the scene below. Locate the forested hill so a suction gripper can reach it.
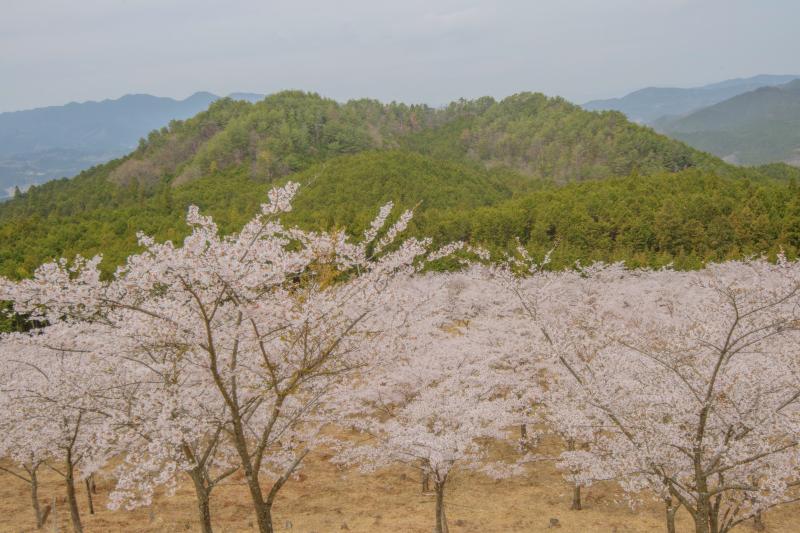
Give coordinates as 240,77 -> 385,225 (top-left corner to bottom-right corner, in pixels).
1,90 -> 800,279
92,91 -> 717,191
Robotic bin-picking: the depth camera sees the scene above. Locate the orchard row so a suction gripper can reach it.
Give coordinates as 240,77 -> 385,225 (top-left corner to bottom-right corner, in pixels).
2,183 -> 799,533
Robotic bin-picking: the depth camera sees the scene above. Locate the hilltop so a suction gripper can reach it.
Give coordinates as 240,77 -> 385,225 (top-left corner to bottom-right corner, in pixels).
106,90 -> 712,191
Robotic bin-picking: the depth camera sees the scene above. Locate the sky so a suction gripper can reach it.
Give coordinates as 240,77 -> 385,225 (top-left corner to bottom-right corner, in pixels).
2,0 -> 799,112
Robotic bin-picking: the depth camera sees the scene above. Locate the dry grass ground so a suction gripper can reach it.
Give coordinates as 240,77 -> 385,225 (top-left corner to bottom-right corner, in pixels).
2,435 -> 798,533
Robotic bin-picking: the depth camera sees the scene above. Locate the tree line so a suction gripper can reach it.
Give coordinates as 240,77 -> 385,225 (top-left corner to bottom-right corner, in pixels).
2,149 -> 800,280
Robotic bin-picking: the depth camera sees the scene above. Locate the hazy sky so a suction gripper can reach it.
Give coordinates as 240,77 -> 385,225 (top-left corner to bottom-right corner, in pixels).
2,0 -> 798,112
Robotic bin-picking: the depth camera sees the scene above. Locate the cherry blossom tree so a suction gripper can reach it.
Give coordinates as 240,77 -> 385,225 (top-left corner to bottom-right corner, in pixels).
0,379 -> 50,529
2,266 -> 239,533
106,340 -> 239,533
335,273 -> 527,533
476,250 -> 600,510
530,259 -> 800,533
2,183 -> 452,533
0,323 -> 123,533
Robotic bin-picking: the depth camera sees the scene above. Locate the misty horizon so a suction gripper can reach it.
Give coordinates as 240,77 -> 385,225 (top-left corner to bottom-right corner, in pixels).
3,0 -> 799,113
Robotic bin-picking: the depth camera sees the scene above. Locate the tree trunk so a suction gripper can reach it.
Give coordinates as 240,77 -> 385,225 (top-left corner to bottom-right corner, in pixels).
64,452 -> 83,533
693,451 -> 710,533
242,464 -> 273,533
520,424 -> 527,440
84,479 -> 94,515
571,483 -> 582,510
230,439 -> 269,531
664,497 -> 677,533
709,495 -> 721,533
227,410 -> 274,533
693,498 -> 710,533
30,466 -> 44,528
40,504 -> 51,530
566,439 -> 582,511
753,511 -> 765,531
88,475 -> 97,495
693,504 -> 710,533
434,479 -> 449,533
422,471 -> 430,493
51,495 -> 57,533
189,470 -> 214,533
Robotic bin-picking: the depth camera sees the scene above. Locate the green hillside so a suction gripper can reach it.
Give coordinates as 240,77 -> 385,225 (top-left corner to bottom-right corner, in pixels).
401,93 -> 714,181
1,91 -> 799,279
656,80 -> 800,166
105,93 -> 439,188
106,91 -> 724,190
281,150 -> 514,229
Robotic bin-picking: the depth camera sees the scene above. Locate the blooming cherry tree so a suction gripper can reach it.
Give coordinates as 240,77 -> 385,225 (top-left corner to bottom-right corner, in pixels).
336,273 -> 526,533
0,323 -> 124,533
107,341 -> 239,533
535,260 -> 800,533
2,182 -> 450,533
0,376 -> 51,529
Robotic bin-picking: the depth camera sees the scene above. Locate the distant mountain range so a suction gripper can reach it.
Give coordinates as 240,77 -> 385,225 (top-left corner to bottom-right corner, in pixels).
653,79 -> 800,166
0,92 -> 264,197
583,74 -> 800,123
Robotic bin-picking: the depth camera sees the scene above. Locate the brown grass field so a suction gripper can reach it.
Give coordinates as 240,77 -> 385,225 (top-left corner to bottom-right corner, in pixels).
1,436 -> 798,533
